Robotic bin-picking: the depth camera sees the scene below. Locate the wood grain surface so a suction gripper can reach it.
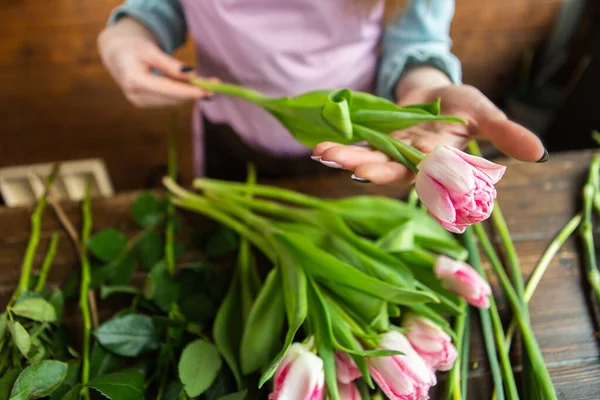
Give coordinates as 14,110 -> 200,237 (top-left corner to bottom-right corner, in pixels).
0,149 -> 598,398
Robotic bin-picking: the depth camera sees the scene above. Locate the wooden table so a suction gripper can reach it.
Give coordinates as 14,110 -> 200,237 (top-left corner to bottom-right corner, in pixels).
0,150 -> 599,399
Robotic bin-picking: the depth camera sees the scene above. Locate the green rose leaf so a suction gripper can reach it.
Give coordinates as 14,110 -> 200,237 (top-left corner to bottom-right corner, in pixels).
94,314 -> 159,357
131,191 -> 160,228
217,391 -> 247,400
178,339 -> 222,397
11,298 -> 57,323
88,229 -> 127,262
9,322 -> 31,359
9,361 -> 68,400
137,231 -> 163,270
89,342 -> 120,380
87,369 -> 144,400
143,263 -> 179,311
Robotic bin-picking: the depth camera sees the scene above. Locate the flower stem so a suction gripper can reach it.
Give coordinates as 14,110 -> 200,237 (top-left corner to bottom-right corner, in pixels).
464,228 -> 518,400
190,77 -> 268,103
407,188 -> 420,208
165,177 -> 275,261
473,224 -> 557,400
459,309 -> 470,400
79,181 -> 93,400
12,166 -> 58,303
582,155 -> 600,300
194,178 -> 327,210
34,232 -> 60,293
445,300 -> 468,400
505,213 -> 582,348
164,112 -> 178,276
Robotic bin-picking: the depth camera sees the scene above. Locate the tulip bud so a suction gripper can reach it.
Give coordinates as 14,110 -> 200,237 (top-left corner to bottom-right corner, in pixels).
335,351 -> 362,384
402,313 -> 458,371
269,343 -> 325,400
368,331 -> 436,400
435,255 -> 492,308
415,145 -> 506,233
338,382 -> 361,400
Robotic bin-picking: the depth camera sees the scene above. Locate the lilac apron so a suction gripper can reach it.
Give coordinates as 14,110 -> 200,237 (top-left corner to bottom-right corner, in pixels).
178,0 -> 384,176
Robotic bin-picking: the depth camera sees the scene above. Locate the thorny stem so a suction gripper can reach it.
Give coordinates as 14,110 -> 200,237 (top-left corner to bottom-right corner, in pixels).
12,166 -> 58,304
79,182 -> 93,400
473,224 -> 557,400
34,232 -> 60,293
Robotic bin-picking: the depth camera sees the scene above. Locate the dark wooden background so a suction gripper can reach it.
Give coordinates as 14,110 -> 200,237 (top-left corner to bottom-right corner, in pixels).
0,0 -> 565,192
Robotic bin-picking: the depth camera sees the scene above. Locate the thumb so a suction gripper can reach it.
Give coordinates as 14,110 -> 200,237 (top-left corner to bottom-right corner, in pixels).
142,45 -> 191,80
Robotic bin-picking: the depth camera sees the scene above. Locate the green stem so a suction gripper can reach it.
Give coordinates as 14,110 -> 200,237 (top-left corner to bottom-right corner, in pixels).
34,232 -> 60,293
190,77 -> 267,103
388,135 -> 425,166
164,112 -> 178,275
193,178 -> 327,210
12,167 -> 58,303
473,224 -> 557,400
407,188 -> 420,208
581,155 -> 600,300
79,182 -> 93,400
459,308 -> 470,400
505,213 -> 582,348
468,142 -> 525,296
352,124 -> 418,172
445,300 -> 468,400
464,228 -> 518,400
165,177 -> 274,261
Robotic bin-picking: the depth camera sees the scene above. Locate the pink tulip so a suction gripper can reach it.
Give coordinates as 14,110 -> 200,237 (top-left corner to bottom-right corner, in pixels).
269,343 -> 325,400
435,255 -> 492,308
368,331 -> 436,400
402,313 -> 458,371
335,351 -> 361,384
338,382 -> 361,400
415,145 -> 506,233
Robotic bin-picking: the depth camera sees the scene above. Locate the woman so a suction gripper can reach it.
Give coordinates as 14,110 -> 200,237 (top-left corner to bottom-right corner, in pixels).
98,0 -> 547,183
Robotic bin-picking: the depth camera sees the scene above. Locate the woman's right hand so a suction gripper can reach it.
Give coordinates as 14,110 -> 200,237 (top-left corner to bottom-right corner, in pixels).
97,17 -> 215,108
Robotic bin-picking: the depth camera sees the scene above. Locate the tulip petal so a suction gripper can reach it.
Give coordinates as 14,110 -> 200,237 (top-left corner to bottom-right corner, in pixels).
417,145 -> 475,195
415,173 -> 456,224
445,145 -> 506,184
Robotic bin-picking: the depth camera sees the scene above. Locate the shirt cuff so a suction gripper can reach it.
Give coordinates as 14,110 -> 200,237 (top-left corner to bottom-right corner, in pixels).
108,1 -> 186,54
376,47 -> 463,102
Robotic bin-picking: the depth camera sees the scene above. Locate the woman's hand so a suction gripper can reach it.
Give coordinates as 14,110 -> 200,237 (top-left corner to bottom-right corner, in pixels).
312,66 -> 547,184
98,17 -> 216,108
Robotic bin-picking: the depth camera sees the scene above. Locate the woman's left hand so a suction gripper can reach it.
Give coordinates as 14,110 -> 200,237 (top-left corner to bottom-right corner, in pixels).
311,66 -> 547,184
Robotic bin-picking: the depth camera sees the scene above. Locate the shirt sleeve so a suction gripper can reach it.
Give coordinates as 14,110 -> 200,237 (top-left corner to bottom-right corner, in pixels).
376,0 -> 462,101
108,0 -> 187,54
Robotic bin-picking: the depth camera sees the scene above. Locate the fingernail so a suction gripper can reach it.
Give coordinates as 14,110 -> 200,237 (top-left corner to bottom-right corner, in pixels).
181,65 -> 195,73
536,148 -> 549,163
351,174 -> 371,183
320,160 -> 343,169
310,155 -> 322,161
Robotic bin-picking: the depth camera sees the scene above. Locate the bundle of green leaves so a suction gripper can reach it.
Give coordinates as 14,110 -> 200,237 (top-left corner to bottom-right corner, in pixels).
190,78 -> 465,172
164,173 -> 471,399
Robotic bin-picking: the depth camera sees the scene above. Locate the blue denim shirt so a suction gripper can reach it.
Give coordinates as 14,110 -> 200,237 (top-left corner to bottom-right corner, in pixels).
109,0 -> 461,102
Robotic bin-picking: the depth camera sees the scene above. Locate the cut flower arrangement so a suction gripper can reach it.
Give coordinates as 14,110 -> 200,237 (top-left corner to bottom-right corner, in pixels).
2,85 -> 593,400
